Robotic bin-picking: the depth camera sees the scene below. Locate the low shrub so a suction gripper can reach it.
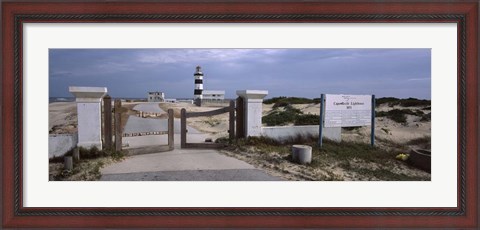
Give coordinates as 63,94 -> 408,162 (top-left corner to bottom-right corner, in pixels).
262,110 -> 297,126
263,96 -> 287,104
215,137 -> 234,144
235,135 -> 318,146
263,102 -> 323,126
280,134 -> 318,145
398,98 -> 430,107
420,112 -> 431,122
376,97 -> 431,108
342,126 -> 362,131
406,136 -> 431,150
264,96 -> 319,105
376,97 -> 399,106
262,104 -> 303,126
406,136 -> 431,146
294,114 -> 320,126
49,146 -> 125,163
272,101 -> 290,108
79,146 -> 106,159
376,109 -> 424,123
285,104 -> 302,114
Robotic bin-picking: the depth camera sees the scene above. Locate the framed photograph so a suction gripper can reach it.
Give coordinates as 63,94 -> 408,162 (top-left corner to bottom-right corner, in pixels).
2,0 -> 478,228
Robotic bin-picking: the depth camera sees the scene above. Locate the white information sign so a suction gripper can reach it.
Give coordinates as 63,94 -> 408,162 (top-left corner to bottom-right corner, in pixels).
324,94 -> 372,127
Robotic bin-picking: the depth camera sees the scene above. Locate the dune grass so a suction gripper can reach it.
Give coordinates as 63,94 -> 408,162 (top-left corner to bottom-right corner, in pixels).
49,147 -> 126,181
223,136 -> 429,181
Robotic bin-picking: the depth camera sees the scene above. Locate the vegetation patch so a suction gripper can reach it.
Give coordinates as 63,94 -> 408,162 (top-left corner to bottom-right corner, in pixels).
381,128 -> 391,135
223,136 -> 430,181
264,96 -> 320,107
49,146 -> 124,162
376,109 -> 424,123
347,168 -> 427,181
294,114 -> 321,126
49,147 -> 126,181
420,112 -> 431,122
376,97 -> 431,108
406,136 -> 431,150
262,104 -> 319,126
342,126 -> 361,131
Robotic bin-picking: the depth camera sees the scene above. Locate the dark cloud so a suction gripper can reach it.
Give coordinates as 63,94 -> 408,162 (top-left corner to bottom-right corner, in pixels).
49,48 -> 431,99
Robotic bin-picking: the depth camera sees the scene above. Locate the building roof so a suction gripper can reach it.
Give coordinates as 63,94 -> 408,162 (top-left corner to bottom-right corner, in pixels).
203,90 -> 225,95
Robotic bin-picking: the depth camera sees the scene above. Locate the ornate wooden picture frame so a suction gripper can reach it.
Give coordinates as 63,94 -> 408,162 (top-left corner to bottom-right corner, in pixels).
2,0 -> 478,228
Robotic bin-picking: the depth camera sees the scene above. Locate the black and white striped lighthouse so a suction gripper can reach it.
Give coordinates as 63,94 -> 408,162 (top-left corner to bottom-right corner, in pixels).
194,66 -> 203,100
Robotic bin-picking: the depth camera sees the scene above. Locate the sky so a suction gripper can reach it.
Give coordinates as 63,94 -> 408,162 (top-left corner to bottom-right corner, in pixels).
49,48 -> 431,99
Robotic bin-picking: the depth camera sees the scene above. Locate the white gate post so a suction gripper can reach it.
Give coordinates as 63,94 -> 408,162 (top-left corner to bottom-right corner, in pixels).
236,90 -> 268,137
69,86 -> 107,149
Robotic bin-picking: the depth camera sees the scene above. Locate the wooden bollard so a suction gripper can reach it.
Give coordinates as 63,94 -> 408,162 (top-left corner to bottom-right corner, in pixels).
103,95 -> 112,150
64,156 -> 73,170
292,145 -> 312,164
73,147 -> 80,161
114,99 -> 122,151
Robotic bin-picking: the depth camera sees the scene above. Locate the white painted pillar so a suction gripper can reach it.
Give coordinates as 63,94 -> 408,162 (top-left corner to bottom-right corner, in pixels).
69,86 -> 107,149
236,90 -> 268,137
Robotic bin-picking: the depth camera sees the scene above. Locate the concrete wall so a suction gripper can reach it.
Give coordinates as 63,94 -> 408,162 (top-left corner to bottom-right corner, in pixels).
262,125 -> 341,142
199,100 -> 230,107
49,133 -> 78,158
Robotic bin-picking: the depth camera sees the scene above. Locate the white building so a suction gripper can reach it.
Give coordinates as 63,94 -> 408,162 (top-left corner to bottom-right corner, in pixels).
147,91 -> 165,102
202,90 -> 225,101
164,98 -> 177,103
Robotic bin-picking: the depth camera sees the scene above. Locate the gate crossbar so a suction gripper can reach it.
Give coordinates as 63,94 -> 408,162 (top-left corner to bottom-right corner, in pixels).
181,100 -> 235,149
186,106 -> 233,118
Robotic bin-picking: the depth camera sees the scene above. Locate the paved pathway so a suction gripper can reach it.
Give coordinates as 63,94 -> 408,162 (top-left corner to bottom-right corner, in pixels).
100,148 -> 282,181
132,102 -> 165,113
106,103 -> 278,181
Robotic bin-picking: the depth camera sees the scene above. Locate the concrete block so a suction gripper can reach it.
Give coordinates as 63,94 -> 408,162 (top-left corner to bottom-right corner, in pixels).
49,133 -> 78,158
292,145 -> 312,164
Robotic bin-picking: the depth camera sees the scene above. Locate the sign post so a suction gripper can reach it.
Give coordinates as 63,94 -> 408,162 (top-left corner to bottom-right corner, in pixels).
371,95 -> 376,147
318,94 -> 325,148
